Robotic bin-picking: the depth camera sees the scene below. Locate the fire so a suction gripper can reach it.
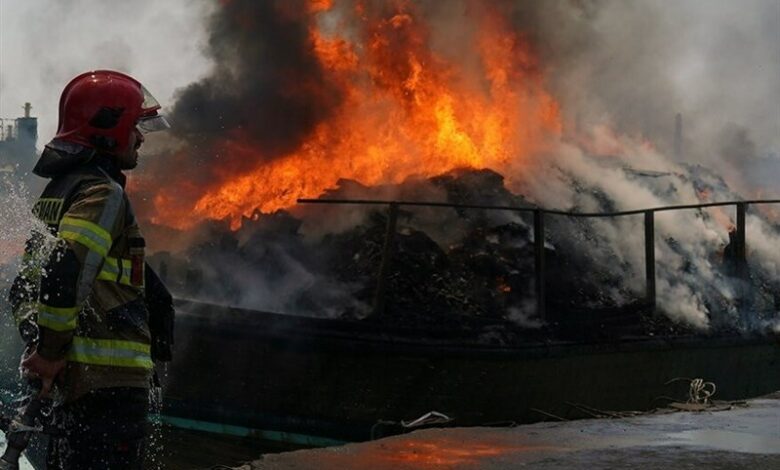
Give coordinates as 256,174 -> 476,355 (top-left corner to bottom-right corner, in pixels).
497,276 -> 512,293
155,2 -> 562,230
307,0 -> 333,13
696,187 -> 735,231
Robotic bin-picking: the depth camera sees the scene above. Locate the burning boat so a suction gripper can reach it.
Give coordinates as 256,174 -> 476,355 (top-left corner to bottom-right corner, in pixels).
155,181 -> 780,449
129,0 -> 780,454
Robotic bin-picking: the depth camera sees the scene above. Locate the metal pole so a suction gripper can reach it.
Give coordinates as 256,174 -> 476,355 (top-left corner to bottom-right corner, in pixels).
534,210 -> 546,322
735,203 -> 746,269
644,211 -> 656,307
372,203 -> 399,317
735,203 -> 749,323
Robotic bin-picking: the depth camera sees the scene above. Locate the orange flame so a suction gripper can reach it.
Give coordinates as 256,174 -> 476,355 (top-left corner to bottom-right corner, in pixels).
154,2 -> 562,230
696,187 -> 735,231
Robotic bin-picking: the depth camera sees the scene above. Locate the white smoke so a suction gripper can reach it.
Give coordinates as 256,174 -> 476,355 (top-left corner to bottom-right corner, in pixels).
511,126 -> 780,329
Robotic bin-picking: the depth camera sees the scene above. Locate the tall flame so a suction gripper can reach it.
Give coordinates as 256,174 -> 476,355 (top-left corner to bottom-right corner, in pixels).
155,1 -> 562,230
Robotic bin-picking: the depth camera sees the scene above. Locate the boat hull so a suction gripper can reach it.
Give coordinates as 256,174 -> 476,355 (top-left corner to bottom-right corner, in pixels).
162,300 -> 780,444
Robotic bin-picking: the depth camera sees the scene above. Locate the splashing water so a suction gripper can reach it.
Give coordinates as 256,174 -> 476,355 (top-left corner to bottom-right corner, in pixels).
0,174 -> 48,470
0,174 -> 38,265
0,173 -> 58,323
146,369 -> 167,470
0,173 -> 41,356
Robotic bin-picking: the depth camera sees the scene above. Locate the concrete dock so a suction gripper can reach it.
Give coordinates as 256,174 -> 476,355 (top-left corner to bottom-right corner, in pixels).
3,394 -> 778,468
233,393 -> 780,469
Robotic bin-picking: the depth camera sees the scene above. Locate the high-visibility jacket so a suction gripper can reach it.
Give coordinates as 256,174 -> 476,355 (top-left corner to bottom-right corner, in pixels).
10,141 -> 152,401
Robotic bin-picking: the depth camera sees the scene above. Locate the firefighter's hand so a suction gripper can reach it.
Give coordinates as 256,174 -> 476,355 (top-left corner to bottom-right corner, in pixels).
21,351 -> 66,397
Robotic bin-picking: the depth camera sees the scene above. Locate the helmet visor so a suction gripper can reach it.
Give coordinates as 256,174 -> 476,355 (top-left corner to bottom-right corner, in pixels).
138,114 -> 170,134
137,84 -> 169,133
140,84 -> 161,111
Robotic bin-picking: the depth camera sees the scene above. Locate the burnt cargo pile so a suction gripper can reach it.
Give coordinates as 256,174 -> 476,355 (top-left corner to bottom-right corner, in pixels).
148,167 -> 780,338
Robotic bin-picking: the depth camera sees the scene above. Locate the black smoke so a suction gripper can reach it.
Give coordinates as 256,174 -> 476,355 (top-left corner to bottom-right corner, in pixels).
169,0 -> 343,161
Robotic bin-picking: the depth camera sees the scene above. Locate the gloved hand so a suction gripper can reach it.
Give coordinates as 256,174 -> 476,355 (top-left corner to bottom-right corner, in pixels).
21,350 -> 66,397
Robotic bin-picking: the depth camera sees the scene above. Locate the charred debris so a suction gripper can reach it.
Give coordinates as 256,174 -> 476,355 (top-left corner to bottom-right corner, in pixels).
148,167 -> 780,343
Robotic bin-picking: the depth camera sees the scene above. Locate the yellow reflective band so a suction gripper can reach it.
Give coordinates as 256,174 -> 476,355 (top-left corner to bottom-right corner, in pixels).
96,256 -> 137,286
67,337 -> 153,369
37,303 -> 80,331
58,217 -> 112,257
60,217 -> 112,245
59,231 -> 108,257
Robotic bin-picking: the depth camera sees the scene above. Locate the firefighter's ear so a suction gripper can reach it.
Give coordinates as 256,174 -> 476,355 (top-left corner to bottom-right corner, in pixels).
89,135 -> 118,150
89,107 -> 125,129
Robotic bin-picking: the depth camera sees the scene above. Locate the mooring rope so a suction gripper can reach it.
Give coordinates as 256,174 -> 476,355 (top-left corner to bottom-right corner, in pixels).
664,377 -> 717,405
688,378 -> 717,405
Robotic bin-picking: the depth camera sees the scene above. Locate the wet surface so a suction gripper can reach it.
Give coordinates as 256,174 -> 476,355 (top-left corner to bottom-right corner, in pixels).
240,394 -> 780,469
3,395 -> 778,469
0,436 -> 35,469
152,425 -> 274,469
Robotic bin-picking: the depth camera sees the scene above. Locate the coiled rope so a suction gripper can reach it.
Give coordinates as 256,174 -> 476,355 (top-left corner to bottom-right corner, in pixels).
688,378 -> 717,405
665,377 -> 717,405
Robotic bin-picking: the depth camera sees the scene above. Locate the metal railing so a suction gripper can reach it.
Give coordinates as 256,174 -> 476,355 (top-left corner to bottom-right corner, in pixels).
298,198 -> 780,321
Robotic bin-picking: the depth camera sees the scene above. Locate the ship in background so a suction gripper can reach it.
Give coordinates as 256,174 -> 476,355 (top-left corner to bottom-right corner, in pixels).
0,103 -> 38,174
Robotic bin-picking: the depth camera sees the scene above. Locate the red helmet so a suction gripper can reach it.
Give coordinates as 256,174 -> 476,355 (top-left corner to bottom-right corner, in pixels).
55,70 -> 169,153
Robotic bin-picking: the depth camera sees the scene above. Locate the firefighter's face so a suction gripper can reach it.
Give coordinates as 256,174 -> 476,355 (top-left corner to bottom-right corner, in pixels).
116,127 -> 144,170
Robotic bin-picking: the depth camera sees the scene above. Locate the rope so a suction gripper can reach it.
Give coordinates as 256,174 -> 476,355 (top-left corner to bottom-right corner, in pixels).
370,411 -> 456,440
664,377 -> 717,405
688,378 -> 717,405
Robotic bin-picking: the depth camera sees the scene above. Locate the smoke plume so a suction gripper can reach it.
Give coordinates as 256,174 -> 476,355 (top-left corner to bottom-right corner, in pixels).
169,0 -> 344,158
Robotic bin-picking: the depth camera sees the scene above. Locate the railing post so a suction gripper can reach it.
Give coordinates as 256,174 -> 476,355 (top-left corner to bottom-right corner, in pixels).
644,211 -> 656,308
534,210 -> 546,322
735,203 -> 747,277
734,203 -> 749,322
372,203 -> 399,316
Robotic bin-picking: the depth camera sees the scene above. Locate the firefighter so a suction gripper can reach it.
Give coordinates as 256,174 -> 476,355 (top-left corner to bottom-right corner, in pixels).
8,70 -> 173,469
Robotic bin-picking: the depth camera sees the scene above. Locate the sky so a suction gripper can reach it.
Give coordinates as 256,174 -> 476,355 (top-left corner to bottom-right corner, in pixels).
0,0 -> 214,141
